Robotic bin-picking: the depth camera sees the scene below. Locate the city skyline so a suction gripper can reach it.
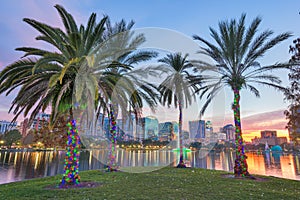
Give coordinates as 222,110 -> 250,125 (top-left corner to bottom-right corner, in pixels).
0,1 -> 298,141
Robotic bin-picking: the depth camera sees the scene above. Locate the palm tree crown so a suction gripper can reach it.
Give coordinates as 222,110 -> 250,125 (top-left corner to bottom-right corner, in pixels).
158,53 -> 196,108
0,5 -> 109,124
193,13 -> 292,109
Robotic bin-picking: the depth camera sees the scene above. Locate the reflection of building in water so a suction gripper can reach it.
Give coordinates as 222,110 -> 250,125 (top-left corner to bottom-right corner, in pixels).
262,152 -> 282,176
192,151 -> 207,168
293,155 -> 300,175
220,151 -> 233,171
251,130 -> 287,146
206,152 -> 216,170
272,152 -> 282,168
281,154 -> 297,180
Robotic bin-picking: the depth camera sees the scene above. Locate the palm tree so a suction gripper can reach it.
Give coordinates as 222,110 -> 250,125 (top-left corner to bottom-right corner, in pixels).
158,52 -> 197,167
0,5 -> 111,185
193,14 -> 292,177
97,17 -> 159,171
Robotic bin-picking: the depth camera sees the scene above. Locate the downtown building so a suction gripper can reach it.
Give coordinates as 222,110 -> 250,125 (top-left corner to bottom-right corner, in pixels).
220,124 -> 235,142
20,113 -> 50,136
189,120 -> 205,140
158,121 -> 179,141
0,120 -> 17,134
139,116 -> 159,140
251,130 -> 287,146
116,113 -> 137,141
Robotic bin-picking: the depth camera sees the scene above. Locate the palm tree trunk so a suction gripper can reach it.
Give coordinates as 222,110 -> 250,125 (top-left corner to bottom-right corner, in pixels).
60,108 -> 81,186
232,89 -> 249,177
107,104 -> 118,171
177,100 -> 186,168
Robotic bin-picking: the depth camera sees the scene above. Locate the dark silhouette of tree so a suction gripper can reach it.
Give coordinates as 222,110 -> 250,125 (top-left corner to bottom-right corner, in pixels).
285,38 -> 300,144
3,129 -> 22,148
33,116 -> 68,148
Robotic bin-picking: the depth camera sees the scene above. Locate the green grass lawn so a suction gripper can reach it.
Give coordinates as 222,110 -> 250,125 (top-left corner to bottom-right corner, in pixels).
0,167 -> 299,200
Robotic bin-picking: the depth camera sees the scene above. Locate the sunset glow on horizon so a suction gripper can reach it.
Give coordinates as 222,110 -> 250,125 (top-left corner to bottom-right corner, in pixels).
243,129 -> 289,142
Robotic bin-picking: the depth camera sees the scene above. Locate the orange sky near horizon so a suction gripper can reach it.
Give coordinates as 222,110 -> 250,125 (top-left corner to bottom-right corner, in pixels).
243,129 -> 289,142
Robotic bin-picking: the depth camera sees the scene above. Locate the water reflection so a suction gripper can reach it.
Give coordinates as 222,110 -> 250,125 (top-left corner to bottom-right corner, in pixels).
0,149 -> 299,184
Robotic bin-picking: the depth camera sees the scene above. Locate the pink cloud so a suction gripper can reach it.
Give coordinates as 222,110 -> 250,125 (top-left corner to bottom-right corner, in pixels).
241,110 -> 287,130
203,109 -> 288,133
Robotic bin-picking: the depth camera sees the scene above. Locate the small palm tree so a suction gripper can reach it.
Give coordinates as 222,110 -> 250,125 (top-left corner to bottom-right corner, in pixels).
193,14 -> 292,176
158,52 -> 197,167
98,17 -> 159,171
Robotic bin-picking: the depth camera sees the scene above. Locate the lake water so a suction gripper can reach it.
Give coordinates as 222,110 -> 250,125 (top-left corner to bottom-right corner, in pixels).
0,149 -> 299,184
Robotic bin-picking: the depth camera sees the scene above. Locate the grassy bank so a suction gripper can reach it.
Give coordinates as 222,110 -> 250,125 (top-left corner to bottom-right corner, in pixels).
0,167 -> 299,199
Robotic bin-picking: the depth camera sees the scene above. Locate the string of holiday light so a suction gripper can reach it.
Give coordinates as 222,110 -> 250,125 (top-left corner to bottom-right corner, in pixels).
107,105 -> 118,171
60,120 -> 81,186
233,89 -> 248,177
177,101 -> 186,168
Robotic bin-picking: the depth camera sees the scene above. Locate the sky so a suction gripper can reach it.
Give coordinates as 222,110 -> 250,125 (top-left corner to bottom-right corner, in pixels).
0,0 -> 299,141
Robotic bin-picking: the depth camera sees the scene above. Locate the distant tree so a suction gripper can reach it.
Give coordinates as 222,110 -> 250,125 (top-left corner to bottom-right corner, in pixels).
33,116 -> 68,148
285,38 -> 300,144
3,129 -> 22,148
189,142 -> 202,149
142,138 -> 153,146
21,130 -> 35,146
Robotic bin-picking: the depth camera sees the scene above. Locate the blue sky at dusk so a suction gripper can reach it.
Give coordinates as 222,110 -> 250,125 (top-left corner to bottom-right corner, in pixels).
0,0 -> 299,139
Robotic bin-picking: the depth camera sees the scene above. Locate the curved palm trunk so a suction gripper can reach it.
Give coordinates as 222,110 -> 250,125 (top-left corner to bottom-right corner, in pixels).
232,89 -> 249,177
107,104 -> 118,171
177,100 -> 186,168
60,108 -> 81,186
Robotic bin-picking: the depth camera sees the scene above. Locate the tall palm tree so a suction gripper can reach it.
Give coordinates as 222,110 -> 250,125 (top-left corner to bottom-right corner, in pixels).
95,17 -> 159,170
0,5 -> 116,185
193,14 -> 292,177
158,52 -> 197,167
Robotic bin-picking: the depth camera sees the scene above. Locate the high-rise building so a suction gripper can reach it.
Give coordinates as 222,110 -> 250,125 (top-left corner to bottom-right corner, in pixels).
189,120 -> 205,139
97,113 -> 110,138
31,113 -> 50,130
261,130 -> 277,138
220,124 -> 235,141
117,113 -> 136,140
0,120 -> 17,134
158,122 -> 173,141
20,113 -> 50,135
142,116 -> 159,139
20,118 -> 29,136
